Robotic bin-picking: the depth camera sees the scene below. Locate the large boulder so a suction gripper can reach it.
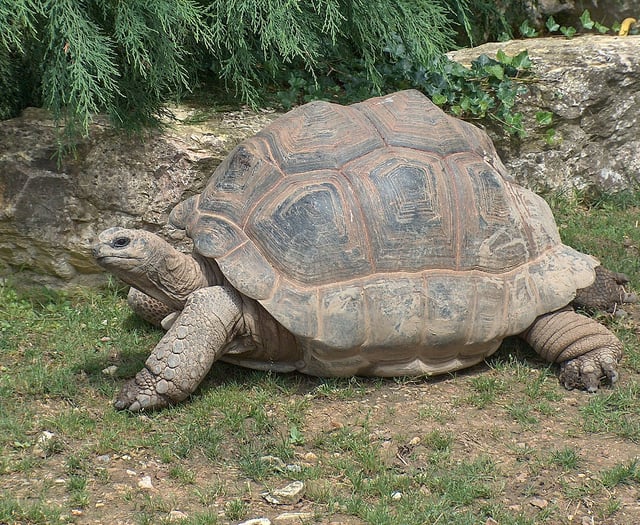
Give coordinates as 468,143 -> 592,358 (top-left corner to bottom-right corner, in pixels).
449,35 -> 640,192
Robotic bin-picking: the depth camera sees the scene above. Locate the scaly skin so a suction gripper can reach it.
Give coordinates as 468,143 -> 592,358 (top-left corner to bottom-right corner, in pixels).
523,309 -> 623,392
114,286 -> 243,411
523,266 -> 635,392
127,288 -> 175,327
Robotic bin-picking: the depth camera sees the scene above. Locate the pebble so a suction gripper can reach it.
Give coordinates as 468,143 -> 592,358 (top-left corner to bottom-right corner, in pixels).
274,512 -> 314,522
262,481 -> 305,505
102,365 -> 118,377
391,491 -> 403,500
303,452 -> 318,462
138,475 -> 154,490
238,519 -> 271,525
530,497 -> 549,509
168,510 -> 188,521
37,431 -> 54,444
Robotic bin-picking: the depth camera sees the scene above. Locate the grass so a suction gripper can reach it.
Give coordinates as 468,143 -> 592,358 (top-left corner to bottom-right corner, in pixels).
0,190 -> 639,523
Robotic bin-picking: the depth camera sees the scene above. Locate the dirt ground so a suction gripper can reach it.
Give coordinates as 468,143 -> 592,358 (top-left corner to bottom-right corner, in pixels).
4,307 -> 640,525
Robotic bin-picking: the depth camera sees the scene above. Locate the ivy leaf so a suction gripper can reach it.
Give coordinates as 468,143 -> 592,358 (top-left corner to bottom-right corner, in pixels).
560,26 -> 577,38
511,50 -> 532,70
580,10 -> 595,30
432,93 -> 448,105
485,64 -> 504,80
519,20 -> 538,38
496,49 -> 511,65
594,21 -> 609,33
535,111 -> 553,126
546,16 -> 560,32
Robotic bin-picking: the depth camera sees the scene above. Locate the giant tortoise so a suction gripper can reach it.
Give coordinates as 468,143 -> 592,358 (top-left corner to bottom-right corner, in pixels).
94,89 -> 634,411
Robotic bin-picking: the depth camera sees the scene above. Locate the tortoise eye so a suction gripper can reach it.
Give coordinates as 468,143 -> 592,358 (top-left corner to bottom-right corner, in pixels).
112,237 -> 131,248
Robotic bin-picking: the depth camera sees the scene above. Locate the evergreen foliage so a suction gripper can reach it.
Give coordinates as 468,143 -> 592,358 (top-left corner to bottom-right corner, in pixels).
0,0 -> 526,142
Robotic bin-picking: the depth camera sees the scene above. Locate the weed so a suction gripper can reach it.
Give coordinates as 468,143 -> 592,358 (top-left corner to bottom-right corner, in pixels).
224,498 -> 248,521
549,446 -> 580,470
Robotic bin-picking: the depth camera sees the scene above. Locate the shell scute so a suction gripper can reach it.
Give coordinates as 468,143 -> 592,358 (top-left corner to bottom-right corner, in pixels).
259,100 -> 384,174
246,171 -> 372,285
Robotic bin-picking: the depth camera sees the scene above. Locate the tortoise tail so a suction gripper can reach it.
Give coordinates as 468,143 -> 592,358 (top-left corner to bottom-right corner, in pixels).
523,309 -> 623,391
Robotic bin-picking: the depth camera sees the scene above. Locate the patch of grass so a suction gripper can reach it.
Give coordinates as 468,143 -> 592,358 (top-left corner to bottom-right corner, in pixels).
580,383 -> 640,442
599,459 -> 640,488
224,498 -> 248,521
0,498 -> 64,524
549,446 -> 580,470
466,375 -> 507,408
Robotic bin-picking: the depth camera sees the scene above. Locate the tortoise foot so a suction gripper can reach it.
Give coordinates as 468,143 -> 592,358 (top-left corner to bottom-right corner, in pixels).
559,347 -> 621,393
114,368 -> 175,412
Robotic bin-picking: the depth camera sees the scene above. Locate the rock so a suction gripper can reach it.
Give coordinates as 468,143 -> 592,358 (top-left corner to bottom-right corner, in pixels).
137,475 -> 154,490
530,496 -> 549,509
449,35 -> 640,193
274,512 -> 314,523
523,1 -> 637,30
168,510 -> 188,521
0,106 -> 278,288
262,481 -> 305,505
101,365 -> 118,377
238,519 -> 271,525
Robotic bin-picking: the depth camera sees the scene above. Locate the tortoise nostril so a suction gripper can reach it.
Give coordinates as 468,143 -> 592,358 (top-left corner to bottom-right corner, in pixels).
112,237 -> 131,249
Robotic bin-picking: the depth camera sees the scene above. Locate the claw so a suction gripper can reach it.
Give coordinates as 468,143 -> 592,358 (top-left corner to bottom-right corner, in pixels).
559,348 -> 622,392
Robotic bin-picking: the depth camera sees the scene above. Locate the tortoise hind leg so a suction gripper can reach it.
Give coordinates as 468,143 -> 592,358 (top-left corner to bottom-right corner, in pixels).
522,309 -> 623,392
573,266 -> 637,311
115,286 -> 243,411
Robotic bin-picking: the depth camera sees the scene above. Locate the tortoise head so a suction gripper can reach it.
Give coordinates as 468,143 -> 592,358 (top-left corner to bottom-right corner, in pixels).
93,227 -> 210,309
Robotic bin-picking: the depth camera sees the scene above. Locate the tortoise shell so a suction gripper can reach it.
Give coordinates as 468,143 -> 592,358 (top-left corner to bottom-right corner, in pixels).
170,90 -> 597,374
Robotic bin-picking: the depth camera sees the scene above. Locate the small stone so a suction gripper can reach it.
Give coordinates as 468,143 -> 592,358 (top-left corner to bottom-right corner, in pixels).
96,454 -> 111,463
274,512 -> 314,522
95,503 -> 105,508
169,510 -> 188,521
138,475 -> 154,490
71,509 -> 83,516
54,478 -> 66,484
485,518 -> 498,525
530,497 -> 548,509
303,452 -> 318,462
409,436 -> 421,446
286,464 -> 302,473
126,469 -> 137,476
260,455 -> 286,470
37,431 -> 54,444
581,517 -> 594,525
391,491 -> 403,500
262,481 -> 305,505
238,519 -> 271,525
102,365 -> 118,377
100,336 -> 111,342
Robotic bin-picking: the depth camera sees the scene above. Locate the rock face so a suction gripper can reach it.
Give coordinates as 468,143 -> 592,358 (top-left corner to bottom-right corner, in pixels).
0,107 -> 278,287
524,1 -> 637,29
449,35 -> 640,192
1,35 -> 638,287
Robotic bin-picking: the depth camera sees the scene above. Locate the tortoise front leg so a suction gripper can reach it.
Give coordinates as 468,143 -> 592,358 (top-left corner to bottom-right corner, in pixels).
115,286 -> 243,411
522,309 -> 623,392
